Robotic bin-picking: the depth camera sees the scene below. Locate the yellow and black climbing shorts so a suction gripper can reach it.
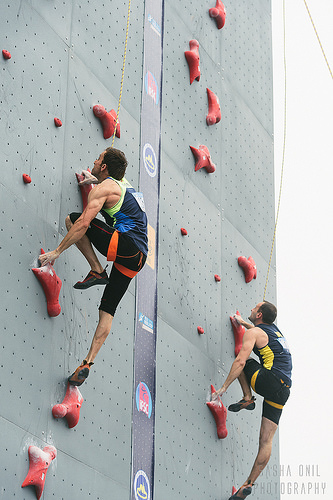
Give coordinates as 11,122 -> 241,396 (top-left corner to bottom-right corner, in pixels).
244,358 -> 291,425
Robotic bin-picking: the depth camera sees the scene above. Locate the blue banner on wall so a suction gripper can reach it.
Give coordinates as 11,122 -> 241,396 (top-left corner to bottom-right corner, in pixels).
131,2 -> 164,500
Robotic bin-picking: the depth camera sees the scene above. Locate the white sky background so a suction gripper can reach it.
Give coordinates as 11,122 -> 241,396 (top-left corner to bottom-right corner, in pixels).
272,0 -> 333,498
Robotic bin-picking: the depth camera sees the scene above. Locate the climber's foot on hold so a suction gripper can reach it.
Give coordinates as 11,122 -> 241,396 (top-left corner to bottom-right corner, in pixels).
73,269 -> 109,289
229,482 -> 253,499
68,360 -> 93,386
228,396 -> 256,412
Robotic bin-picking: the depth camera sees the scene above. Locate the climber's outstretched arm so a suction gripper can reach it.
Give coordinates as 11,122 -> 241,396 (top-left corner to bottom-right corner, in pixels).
212,330 -> 256,399
38,185 -> 108,266
39,186 -> 107,266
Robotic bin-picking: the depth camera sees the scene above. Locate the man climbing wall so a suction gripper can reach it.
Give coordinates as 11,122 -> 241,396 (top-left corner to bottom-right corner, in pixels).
39,147 -> 148,385
213,301 -> 292,500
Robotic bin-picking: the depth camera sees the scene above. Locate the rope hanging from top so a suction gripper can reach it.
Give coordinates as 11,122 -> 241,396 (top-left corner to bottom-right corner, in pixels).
263,0 -> 288,301
303,0 -> 333,81
111,0 -> 132,148
263,1 -> 332,300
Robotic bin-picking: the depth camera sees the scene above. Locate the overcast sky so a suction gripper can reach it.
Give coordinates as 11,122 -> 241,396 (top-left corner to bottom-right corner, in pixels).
272,1 -> 333,498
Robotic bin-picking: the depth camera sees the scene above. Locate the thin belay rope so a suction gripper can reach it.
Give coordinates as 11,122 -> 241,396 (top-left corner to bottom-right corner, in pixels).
264,0 -> 332,300
303,0 -> 333,80
263,0 -> 287,301
111,0 -> 132,148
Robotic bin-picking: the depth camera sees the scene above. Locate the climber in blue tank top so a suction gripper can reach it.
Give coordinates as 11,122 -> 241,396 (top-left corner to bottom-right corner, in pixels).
39,147 -> 148,387
212,301 -> 292,500
101,175 -> 148,257
252,322 -> 292,388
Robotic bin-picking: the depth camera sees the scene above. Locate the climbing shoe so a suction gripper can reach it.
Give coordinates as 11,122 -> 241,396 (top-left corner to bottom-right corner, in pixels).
228,396 -> 256,412
73,268 -> 109,289
229,482 -> 253,499
68,360 -> 93,386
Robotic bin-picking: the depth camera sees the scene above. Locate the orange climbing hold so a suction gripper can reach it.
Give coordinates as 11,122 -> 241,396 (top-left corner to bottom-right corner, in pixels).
22,174 -> 31,184
206,384 -> 228,439
21,445 -> 57,500
190,144 -> 216,173
32,249 -> 62,317
54,117 -> 62,127
184,39 -> 200,84
52,382 -> 84,428
2,49 -> 11,59
238,255 -> 257,283
93,105 -> 120,139
206,88 -> 221,126
230,311 -> 245,357
209,0 -> 226,29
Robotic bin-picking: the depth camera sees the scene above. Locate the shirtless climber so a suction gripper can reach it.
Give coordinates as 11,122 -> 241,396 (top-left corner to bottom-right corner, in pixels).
213,301 -> 292,500
39,147 -> 148,385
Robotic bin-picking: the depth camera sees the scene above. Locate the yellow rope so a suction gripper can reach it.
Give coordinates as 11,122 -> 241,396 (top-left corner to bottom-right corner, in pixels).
303,0 -> 333,80
111,0 -> 132,147
264,0 -> 333,300
263,0 -> 287,301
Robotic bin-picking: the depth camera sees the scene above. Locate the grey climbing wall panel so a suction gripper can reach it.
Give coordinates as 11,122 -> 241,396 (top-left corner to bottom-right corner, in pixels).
155,0 -> 278,499
0,0 -> 143,497
0,0 -> 279,499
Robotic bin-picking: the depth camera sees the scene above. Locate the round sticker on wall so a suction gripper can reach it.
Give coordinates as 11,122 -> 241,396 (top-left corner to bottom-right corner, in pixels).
136,382 -> 152,418
134,470 -> 150,500
142,143 -> 157,178
144,70 -> 159,105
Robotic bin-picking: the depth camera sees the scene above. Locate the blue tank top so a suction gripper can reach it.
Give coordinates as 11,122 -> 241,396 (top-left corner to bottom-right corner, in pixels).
101,177 -> 148,256
253,323 -> 292,386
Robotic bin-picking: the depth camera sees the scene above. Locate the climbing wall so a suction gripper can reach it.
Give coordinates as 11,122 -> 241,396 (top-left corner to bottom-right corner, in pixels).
156,0 -> 278,498
0,0 -> 278,499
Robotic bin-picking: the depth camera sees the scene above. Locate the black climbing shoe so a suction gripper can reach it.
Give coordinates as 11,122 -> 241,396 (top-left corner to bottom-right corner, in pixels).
228,396 -> 256,412
68,360 -> 93,386
229,482 -> 253,499
73,269 -> 109,289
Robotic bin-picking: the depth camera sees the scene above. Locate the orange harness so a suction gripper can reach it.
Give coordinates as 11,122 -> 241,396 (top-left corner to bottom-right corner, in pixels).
106,231 -> 139,278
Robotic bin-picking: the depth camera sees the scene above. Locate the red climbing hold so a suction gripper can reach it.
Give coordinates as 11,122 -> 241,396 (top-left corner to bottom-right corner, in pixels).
184,39 -> 200,84
206,88 -> 221,126
238,255 -> 257,283
93,105 -> 120,139
190,144 -> 216,174
197,326 -> 204,335
230,311 -> 245,357
32,249 -> 62,317
2,49 -> 11,59
209,0 -> 226,29
75,170 -> 94,211
54,117 -> 62,127
206,384 -> 228,439
21,445 -> 57,500
22,174 -> 31,184
214,274 -> 221,282
232,486 -> 237,495
180,227 -> 188,236
52,382 -> 84,428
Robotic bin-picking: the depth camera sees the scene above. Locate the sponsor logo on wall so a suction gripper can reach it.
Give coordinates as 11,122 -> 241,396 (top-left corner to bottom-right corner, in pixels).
139,313 -> 154,333
134,470 -> 150,500
145,71 -> 159,105
143,143 -> 157,178
136,382 -> 152,418
148,14 -> 161,36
